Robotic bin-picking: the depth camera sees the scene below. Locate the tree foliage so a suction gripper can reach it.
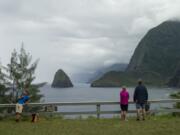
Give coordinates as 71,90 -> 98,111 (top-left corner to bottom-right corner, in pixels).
171,92 -> 180,108
0,65 -> 11,112
0,44 -> 44,113
6,45 -> 42,103
0,68 -> 9,101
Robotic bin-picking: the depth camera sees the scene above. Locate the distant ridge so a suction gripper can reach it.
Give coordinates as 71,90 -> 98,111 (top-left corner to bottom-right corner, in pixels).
88,63 -> 127,83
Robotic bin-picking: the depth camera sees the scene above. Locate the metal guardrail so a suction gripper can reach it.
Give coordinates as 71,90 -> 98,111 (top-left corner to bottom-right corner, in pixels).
0,99 -> 180,118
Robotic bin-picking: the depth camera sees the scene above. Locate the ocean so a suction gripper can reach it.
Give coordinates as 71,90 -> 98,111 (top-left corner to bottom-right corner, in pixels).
39,83 -> 178,118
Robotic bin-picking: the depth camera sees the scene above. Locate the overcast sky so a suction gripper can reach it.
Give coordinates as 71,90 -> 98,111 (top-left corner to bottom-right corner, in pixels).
0,0 -> 180,83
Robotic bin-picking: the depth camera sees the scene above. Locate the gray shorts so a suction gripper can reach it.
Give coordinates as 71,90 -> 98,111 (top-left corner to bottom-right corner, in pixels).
136,103 -> 145,109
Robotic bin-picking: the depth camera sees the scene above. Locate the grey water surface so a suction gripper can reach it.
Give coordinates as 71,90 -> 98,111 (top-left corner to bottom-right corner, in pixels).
40,83 -> 178,118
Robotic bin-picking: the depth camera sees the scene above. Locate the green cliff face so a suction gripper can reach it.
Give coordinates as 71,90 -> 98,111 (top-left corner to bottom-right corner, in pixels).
168,63 -> 180,87
127,21 -> 180,77
91,21 -> 180,87
51,69 -> 73,88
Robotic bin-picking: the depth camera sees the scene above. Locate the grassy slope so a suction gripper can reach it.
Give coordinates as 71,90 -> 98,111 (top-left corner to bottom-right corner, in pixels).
0,116 -> 180,135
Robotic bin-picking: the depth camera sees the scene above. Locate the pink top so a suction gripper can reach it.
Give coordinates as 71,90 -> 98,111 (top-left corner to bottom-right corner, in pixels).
120,88 -> 129,105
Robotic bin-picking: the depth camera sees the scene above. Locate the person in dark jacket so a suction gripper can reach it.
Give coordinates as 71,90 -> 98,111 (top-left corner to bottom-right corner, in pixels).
133,79 -> 148,121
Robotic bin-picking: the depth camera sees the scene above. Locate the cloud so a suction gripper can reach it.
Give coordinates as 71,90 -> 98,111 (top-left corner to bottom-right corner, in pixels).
0,0 -> 180,83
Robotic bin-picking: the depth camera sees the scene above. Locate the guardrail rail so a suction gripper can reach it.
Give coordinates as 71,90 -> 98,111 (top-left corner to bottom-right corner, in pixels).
0,99 -> 180,118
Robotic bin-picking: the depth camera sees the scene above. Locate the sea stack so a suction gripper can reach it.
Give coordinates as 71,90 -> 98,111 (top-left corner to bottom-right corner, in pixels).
51,69 -> 73,88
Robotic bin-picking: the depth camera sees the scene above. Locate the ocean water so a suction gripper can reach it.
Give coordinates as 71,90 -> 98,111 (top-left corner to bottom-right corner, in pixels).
39,83 -> 178,117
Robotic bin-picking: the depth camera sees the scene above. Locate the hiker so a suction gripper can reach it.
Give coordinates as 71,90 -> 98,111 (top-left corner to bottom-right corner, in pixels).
133,79 -> 148,121
15,89 -> 30,122
120,86 -> 129,121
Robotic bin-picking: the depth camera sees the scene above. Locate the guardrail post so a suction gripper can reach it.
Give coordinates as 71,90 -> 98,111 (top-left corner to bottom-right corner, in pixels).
96,104 -> 100,119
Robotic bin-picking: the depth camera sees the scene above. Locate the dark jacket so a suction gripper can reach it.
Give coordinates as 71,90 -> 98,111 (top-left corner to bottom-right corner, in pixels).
133,84 -> 148,104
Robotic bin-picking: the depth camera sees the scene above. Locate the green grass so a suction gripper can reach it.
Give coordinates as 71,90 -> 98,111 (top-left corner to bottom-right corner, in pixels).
0,115 -> 180,135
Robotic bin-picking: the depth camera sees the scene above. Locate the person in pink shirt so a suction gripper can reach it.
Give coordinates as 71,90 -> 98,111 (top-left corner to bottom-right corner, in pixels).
120,86 -> 129,121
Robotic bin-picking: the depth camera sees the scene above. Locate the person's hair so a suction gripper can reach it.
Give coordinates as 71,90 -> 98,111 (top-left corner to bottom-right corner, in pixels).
122,85 -> 126,89
24,83 -> 30,89
24,90 -> 29,95
138,79 -> 143,85
138,81 -> 142,85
